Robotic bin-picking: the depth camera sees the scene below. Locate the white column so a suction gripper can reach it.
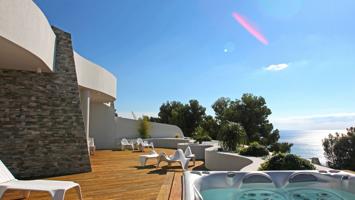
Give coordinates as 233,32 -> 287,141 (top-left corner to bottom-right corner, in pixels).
81,90 -> 90,141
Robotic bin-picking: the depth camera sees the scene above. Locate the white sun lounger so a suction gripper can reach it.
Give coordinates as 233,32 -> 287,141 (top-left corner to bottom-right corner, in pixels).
157,149 -> 190,170
184,146 -> 196,166
121,138 -> 134,151
136,138 -> 154,152
0,160 -> 83,200
139,150 -> 159,166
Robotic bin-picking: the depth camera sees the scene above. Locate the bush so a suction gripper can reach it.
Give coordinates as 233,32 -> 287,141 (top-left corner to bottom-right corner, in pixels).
269,142 -> 293,153
138,116 -> 150,139
240,142 -> 269,157
323,127 -> 355,170
218,122 -> 246,152
175,133 -> 181,138
259,153 -> 316,170
192,126 -> 212,144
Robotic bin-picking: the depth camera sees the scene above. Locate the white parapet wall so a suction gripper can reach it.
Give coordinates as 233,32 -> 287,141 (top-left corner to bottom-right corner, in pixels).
205,146 -> 253,171
146,138 -> 191,149
0,0 -> 56,72
89,102 -> 184,149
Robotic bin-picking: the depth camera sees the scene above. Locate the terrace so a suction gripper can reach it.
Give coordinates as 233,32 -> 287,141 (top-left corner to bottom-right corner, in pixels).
1,1 -> 355,200
2,148 -> 203,200
2,146 -> 355,200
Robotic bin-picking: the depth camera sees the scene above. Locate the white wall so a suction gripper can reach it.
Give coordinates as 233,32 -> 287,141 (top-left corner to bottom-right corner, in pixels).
205,147 -> 253,171
75,52 -> 117,102
145,138 -> 190,149
89,102 -> 184,149
0,0 -> 55,72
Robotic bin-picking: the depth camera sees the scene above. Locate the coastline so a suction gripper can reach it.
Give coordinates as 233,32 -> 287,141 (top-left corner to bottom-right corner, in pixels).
279,129 -> 346,165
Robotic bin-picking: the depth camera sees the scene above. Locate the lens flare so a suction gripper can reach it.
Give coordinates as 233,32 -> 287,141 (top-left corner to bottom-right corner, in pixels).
232,12 -> 268,45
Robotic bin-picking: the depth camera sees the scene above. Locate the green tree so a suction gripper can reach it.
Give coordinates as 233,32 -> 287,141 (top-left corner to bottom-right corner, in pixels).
218,122 -> 246,152
323,127 -> 355,170
269,142 -> 293,153
153,100 -> 206,137
138,116 -> 150,139
148,116 -> 160,122
200,115 -> 220,140
211,97 -> 231,122
212,93 -> 279,145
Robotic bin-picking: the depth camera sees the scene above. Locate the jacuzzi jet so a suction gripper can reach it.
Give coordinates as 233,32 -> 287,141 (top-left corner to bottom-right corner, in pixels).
317,192 -> 329,197
261,192 -> 271,196
227,172 -> 236,177
225,172 -> 236,186
289,188 -> 344,200
238,189 -> 286,200
341,175 -> 349,180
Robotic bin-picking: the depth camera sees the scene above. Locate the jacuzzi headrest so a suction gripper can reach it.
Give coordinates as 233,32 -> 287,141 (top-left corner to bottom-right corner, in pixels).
281,172 -> 321,188
289,173 -> 318,183
242,172 -> 273,184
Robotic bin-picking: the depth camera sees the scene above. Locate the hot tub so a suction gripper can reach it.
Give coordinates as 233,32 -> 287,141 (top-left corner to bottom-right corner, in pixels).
183,171 -> 355,200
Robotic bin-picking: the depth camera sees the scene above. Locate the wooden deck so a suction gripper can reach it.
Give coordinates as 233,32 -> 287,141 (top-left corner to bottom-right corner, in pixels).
2,148 -> 204,200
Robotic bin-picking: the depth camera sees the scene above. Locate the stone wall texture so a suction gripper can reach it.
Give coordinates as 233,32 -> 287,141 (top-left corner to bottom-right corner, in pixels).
0,27 -> 91,179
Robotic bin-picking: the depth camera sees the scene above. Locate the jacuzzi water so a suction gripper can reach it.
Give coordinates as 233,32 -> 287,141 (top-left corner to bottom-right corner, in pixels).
183,171 -> 355,200
201,188 -> 355,200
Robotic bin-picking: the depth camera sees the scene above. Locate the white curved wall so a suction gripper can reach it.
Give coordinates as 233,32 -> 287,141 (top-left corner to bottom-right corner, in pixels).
116,117 -> 184,138
205,147 -> 253,171
74,52 -> 117,102
89,102 -> 184,149
145,138 -> 191,149
0,0 -> 55,72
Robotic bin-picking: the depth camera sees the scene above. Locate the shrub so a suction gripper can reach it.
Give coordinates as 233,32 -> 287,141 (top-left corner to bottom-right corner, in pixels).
269,142 -> 293,153
322,127 -> 355,170
175,133 -> 181,138
218,122 -> 246,152
240,142 -> 269,157
192,126 -> 212,144
138,116 -> 150,139
259,153 -> 316,170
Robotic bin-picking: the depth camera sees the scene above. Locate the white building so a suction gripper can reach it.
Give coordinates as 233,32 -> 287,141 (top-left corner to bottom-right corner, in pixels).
0,0 -> 182,178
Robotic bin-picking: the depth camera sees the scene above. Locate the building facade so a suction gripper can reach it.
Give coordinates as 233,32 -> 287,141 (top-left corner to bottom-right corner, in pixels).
0,0 -> 183,179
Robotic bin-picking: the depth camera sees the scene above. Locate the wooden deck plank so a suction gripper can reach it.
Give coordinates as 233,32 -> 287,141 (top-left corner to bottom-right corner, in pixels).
1,148 -> 204,200
156,172 -> 174,200
169,173 -> 182,200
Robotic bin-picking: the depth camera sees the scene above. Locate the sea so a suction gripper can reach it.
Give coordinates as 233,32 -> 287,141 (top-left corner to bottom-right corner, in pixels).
279,129 -> 346,165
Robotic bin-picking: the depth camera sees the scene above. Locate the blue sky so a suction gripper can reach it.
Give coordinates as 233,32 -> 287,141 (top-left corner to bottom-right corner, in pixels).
35,0 -> 355,130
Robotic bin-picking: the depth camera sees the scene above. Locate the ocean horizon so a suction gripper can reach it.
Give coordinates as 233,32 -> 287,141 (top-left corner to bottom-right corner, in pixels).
279,129 -> 347,165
